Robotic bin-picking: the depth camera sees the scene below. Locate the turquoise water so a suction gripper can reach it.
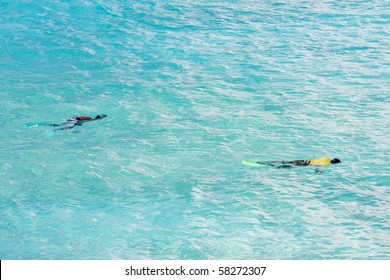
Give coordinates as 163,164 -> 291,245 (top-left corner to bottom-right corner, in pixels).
1,0 -> 389,259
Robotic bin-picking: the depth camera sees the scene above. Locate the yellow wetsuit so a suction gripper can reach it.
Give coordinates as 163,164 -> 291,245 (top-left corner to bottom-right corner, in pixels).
309,157 -> 331,166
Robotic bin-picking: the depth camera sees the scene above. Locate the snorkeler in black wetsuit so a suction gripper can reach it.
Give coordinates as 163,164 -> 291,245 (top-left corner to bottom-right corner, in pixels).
242,157 -> 341,174
243,157 -> 341,168
47,114 -> 107,130
254,157 -> 341,168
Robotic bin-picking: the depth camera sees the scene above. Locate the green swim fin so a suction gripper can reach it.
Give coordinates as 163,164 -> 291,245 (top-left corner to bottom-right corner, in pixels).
241,160 -> 266,167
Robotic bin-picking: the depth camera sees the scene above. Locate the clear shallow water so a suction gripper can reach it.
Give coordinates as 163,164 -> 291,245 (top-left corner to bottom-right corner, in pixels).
1,0 -> 389,259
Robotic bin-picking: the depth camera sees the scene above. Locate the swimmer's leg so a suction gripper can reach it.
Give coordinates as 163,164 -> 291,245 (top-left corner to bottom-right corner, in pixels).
54,123 -> 76,131
275,164 -> 294,169
258,160 -> 308,167
255,161 -> 288,167
255,161 -> 294,168
25,122 -> 62,128
37,121 -> 68,127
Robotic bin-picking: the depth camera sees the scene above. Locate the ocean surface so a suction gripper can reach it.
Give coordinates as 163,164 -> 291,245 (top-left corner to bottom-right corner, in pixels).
1,0 -> 389,259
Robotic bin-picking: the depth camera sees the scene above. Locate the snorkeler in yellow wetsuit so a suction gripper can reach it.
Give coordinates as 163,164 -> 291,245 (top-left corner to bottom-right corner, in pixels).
242,157 -> 341,168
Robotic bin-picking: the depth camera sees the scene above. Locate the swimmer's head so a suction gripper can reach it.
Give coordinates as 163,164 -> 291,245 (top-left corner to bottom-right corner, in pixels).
330,158 -> 341,164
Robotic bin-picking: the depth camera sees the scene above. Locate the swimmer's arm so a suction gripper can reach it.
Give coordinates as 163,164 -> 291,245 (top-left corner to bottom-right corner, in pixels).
91,114 -> 107,121
315,168 -> 323,175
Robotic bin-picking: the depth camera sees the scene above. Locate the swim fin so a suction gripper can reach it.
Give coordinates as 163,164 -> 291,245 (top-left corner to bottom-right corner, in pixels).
241,160 -> 266,167
25,122 -> 50,128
